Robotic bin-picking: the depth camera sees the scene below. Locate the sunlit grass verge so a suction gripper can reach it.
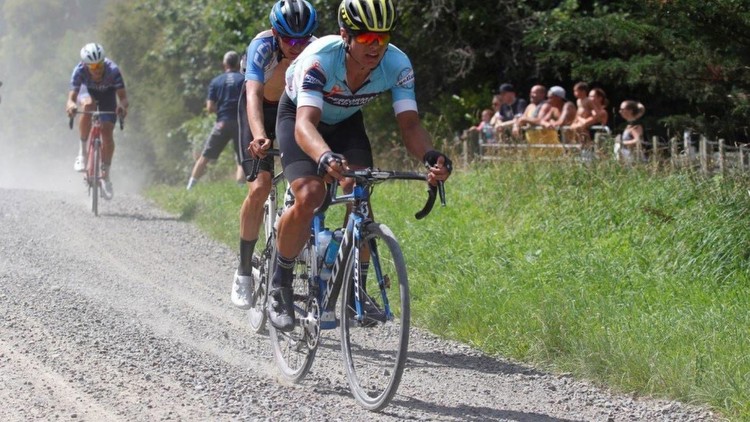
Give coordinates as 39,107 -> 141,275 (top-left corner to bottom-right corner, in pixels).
146,162 -> 750,420
147,182 -> 247,247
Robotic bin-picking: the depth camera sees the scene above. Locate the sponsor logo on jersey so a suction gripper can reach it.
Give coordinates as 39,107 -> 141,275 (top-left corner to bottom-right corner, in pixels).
324,92 -> 382,108
396,68 -> 415,89
302,61 -> 326,91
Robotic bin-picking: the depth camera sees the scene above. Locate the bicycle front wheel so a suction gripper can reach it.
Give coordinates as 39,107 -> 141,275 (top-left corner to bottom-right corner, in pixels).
340,222 -> 410,411
91,141 -> 100,216
269,242 -> 318,382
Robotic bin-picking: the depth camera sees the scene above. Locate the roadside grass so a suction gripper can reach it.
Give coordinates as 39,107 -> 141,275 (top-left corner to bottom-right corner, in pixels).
147,161 -> 750,420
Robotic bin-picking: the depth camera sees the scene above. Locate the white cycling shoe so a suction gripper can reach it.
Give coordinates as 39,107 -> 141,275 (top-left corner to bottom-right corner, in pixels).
231,270 -> 253,310
101,179 -> 114,200
74,155 -> 86,172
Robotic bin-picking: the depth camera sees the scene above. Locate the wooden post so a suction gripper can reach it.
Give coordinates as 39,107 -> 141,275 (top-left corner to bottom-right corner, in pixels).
718,138 -> 726,175
650,136 -> 660,165
699,136 -> 708,175
462,136 -> 468,168
741,144 -> 747,171
683,131 -> 690,168
669,137 -> 677,170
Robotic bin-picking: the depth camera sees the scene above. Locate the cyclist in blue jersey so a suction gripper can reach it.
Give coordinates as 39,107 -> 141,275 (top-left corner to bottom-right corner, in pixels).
66,43 -> 129,199
266,0 -> 452,331
186,51 -> 245,190
231,0 -> 318,310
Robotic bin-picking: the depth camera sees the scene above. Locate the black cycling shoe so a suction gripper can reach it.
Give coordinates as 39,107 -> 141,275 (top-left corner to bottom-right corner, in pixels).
267,286 -> 295,332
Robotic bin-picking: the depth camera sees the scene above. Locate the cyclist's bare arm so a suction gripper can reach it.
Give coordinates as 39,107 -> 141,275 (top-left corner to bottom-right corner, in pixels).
116,88 -> 129,118
245,80 -> 271,158
396,110 -> 450,184
66,90 -> 79,116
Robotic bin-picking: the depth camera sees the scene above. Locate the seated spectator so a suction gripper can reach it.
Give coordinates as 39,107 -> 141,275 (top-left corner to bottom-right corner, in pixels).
521,86 -> 573,157
540,86 -> 576,130
572,81 -> 593,127
513,84 -> 548,138
464,108 -> 496,145
492,83 -> 527,142
571,87 -> 609,146
616,100 -> 646,162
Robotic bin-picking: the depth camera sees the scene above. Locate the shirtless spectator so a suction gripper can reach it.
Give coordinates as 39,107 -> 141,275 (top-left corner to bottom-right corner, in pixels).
572,81 -> 593,128
541,86 -> 576,129
572,87 -> 609,146
512,84 -> 548,138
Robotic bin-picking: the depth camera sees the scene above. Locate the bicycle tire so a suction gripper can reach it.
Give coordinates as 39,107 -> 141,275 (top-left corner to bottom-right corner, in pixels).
248,247 -> 271,334
91,140 -> 100,216
340,222 -> 410,411
268,241 -> 318,382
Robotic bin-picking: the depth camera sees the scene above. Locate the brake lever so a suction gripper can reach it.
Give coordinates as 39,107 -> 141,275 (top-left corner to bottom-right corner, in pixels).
415,184 -> 437,220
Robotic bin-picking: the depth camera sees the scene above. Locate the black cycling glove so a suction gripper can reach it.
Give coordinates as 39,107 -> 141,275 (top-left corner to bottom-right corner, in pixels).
422,150 -> 453,174
317,151 -> 346,176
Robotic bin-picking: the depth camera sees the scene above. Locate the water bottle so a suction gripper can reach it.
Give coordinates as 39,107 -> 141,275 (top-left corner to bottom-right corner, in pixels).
317,229 -> 332,262
324,229 -> 343,266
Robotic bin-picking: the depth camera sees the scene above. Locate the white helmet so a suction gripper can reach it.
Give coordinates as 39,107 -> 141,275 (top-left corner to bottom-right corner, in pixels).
80,43 -> 105,64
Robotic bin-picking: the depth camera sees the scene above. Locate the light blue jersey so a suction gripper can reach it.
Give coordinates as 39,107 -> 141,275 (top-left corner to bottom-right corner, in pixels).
285,35 -> 417,125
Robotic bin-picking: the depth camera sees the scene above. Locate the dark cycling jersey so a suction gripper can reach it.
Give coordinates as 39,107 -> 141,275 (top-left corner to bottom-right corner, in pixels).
69,59 -> 125,95
284,35 -> 417,125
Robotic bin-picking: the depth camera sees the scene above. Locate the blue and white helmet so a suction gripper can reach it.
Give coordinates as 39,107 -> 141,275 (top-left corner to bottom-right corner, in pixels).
80,43 -> 105,64
269,0 -> 318,38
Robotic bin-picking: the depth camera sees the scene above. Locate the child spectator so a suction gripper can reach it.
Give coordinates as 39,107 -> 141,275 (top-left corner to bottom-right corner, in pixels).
464,108 -> 496,144
616,100 -> 646,162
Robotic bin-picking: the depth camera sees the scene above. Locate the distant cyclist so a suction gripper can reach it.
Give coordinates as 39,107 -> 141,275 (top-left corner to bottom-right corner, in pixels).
266,0 -> 452,331
230,0 -> 319,310
66,43 -> 129,199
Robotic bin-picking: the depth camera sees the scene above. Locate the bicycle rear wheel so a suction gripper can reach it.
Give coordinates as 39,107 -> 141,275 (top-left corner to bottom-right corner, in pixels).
269,242 -> 318,382
340,222 -> 410,411
90,140 -> 100,216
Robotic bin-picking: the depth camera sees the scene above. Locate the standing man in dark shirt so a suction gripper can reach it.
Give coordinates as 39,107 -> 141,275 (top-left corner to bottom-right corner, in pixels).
187,51 -> 244,190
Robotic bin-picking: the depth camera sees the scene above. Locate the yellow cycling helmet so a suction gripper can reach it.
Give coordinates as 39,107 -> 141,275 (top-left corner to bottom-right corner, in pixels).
338,0 -> 397,33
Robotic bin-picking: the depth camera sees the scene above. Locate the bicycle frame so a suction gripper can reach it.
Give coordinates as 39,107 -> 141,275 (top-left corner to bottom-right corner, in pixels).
69,108 -> 122,216
86,115 -> 102,187
313,185 -> 379,324
268,167 -> 444,410
308,172 -> 442,328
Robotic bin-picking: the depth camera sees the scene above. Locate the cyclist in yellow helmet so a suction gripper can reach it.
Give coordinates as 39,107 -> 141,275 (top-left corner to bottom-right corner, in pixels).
266,0 -> 452,331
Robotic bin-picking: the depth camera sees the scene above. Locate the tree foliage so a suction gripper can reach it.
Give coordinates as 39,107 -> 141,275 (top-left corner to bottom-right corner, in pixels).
5,0 -> 745,182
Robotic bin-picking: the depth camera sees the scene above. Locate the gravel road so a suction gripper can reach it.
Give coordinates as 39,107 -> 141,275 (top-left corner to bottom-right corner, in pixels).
0,184 -> 720,421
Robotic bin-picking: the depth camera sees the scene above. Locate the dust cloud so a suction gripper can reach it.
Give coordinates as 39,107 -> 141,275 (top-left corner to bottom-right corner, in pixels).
0,0 -> 147,197
0,85 -> 147,196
